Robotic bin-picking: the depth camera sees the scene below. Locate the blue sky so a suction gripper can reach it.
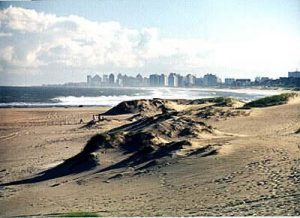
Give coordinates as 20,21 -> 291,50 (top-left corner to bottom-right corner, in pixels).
2,0 -> 299,39
0,0 -> 299,85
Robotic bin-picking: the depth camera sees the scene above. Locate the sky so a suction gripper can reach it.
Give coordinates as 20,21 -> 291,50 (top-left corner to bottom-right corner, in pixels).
0,0 -> 299,85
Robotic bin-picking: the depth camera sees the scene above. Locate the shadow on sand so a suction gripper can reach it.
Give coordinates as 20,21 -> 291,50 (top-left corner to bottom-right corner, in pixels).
0,152 -> 98,186
0,136 -> 189,187
0,133 -> 107,186
0,128 -> 124,186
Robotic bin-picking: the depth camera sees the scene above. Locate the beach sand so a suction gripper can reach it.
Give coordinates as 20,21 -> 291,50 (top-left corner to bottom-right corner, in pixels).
0,97 -> 299,216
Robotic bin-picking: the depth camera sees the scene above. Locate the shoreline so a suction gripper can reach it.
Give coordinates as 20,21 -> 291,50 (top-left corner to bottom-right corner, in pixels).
0,87 -> 292,109
0,105 -> 110,109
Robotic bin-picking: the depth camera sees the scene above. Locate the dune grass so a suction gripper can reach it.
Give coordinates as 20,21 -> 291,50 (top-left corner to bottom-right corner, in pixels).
55,211 -> 99,217
243,93 -> 297,108
207,97 -> 233,106
189,97 -> 235,107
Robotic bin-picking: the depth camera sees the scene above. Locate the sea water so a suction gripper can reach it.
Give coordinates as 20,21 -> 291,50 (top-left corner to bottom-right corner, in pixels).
0,86 -> 282,107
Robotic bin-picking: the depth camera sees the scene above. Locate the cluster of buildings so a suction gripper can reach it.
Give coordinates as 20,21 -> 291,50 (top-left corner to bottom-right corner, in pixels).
87,74 -> 116,87
84,70 -> 300,88
87,73 -> 147,87
252,70 -> 300,87
148,73 -> 220,87
222,71 -> 300,87
86,73 -> 222,87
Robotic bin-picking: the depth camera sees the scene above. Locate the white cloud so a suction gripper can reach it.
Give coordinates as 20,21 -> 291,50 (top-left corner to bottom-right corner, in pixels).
0,6 -> 215,73
0,6 -> 299,79
0,46 -> 14,63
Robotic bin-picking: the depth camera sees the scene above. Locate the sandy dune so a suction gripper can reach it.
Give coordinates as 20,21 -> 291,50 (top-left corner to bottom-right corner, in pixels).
0,95 -> 299,216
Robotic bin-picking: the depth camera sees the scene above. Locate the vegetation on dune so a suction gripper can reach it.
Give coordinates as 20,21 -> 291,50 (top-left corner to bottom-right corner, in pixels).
84,133 -> 113,153
205,97 -> 233,106
197,106 -> 249,119
188,97 -> 237,107
242,93 -> 297,108
55,211 -> 99,217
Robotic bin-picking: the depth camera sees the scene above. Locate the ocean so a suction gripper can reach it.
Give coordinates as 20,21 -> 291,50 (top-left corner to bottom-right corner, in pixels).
0,86 -> 282,108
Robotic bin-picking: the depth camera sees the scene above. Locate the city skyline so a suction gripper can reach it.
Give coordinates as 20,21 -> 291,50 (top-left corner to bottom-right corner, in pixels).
0,0 -> 300,85
57,70 -> 300,88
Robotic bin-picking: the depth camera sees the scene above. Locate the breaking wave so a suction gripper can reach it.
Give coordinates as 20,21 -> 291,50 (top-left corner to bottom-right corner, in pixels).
0,87 -> 282,107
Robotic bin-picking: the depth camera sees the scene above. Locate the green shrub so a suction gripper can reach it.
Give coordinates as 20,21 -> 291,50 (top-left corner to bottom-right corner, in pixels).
191,97 -> 234,107
83,133 -> 112,154
243,93 -> 297,108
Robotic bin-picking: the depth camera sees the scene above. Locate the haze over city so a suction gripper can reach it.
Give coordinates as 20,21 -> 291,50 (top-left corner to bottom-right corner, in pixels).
0,0 -> 299,86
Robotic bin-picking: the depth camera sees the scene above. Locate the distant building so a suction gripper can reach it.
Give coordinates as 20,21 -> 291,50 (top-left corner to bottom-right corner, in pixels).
143,77 -> 150,86
177,74 -> 184,87
236,79 -> 251,86
288,70 -> 300,78
102,74 -> 109,83
158,74 -> 168,86
261,77 -> 270,82
255,77 -> 261,83
122,75 -> 139,87
168,73 -> 178,87
195,77 -> 203,86
185,74 -> 196,86
109,73 -> 115,84
116,73 -> 123,86
87,75 -> 92,86
271,77 -> 300,87
255,77 -> 270,83
225,78 -> 235,86
92,74 -> 102,86
203,74 -> 218,86
149,74 -> 160,86
136,74 -> 143,82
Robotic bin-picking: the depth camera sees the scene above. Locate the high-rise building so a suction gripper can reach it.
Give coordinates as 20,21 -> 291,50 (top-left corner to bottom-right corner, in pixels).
158,74 -> 168,86
149,74 -> 160,86
203,74 -> 218,86
168,73 -> 178,87
116,73 -> 123,86
102,74 -> 109,83
92,74 -> 102,86
185,74 -> 196,86
177,74 -> 184,87
109,73 -> 115,84
136,74 -> 144,86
